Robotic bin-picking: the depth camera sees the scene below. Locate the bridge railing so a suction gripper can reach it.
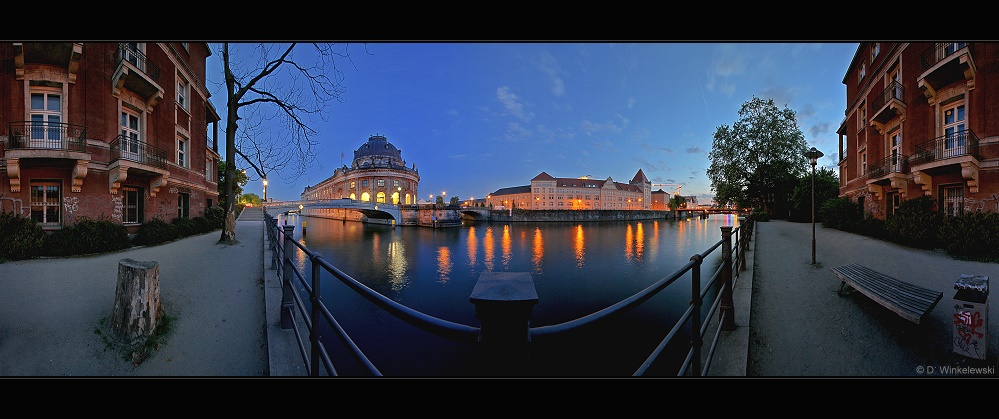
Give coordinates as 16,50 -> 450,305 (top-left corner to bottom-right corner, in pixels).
265,210 -> 755,376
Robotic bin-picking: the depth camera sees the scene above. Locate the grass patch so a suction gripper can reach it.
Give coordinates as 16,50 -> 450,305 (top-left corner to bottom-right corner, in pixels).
96,311 -> 176,366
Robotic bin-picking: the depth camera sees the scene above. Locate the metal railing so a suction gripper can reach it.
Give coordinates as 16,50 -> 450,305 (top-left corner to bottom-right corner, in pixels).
109,135 -> 169,169
920,42 -> 972,72
265,212 -> 755,376
866,154 -> 909,181
871,80 -> 904,112
911,129 -> 979,166
114,43 -> 161,82
6,121 -> 87,152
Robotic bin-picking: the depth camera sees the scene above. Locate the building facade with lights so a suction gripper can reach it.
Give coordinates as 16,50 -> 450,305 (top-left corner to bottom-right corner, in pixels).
0,42 -> 221,233
301,134 -> 419,205
837,42 -> 999,219
487,169 -> 652,210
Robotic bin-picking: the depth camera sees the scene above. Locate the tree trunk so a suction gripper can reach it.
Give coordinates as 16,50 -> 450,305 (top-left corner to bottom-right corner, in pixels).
110,258 -> 162,345
220,210 -> 236,243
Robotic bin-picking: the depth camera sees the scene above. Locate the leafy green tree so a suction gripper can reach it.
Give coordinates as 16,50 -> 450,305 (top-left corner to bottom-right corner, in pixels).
449,196 -> 459,205
241,193 -> 262,206
217,160 -> 248,209
790,167 -> 840,222
707,96 -> 809,219
667,194 -> 686,218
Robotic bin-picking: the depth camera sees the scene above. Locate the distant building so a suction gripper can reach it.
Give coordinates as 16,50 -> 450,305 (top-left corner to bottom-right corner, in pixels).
837,42 -> 999,219
0,43 -> 221,233
650,188 -> 669,210
487,169 -> 652,210
302,134 -> 419,205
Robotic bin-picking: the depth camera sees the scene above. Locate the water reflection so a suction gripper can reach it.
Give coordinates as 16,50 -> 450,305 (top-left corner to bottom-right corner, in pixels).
483,226 -> 495,271
574,224 -> 585,268
501,225 -> 512,270
466,226 -> 477,270
387,240 -> 409,291
436,246 -> 453,284
532,227 -> 544,274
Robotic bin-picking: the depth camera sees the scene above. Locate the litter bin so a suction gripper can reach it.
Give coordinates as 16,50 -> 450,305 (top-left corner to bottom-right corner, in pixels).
953,274 -> 989,360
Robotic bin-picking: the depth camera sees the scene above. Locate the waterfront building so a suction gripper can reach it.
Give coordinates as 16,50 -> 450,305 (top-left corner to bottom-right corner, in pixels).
837,42 -> 999,219
487,169 -> 652,210
0,43 -> 221,233
651,188 -> 669,211
301,134 -> 419,205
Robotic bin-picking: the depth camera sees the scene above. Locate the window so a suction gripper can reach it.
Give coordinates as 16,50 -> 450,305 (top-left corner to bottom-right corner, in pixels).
871,43 -> 880,61
177,136 -> 188,167
859,64 -> 866,84
860,149 -> 867,176
206,159 -> 213,180
178,193 -> 190,218
377,179 -> 385,187
361,180 -> 369,187
121,109 -> 140,158
887,192 -> 900,217
393,180 -> 400,188
30,181 -> 61,225
942,185 -> 964,217
858,102 -> 867,130
350,181 -> 355,188
29,89 -> 62,148
123,43 -> 144,71
944,42 -> 967,57
890,129 -> 902,172
177,75 -> 189,110
122,186 -> 144,224
943,102 -> 966,157
181,42 -> 189,52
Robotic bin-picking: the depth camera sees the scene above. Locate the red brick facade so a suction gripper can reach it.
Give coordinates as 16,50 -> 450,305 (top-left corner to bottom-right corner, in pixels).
838,42 -> 999,218
0,43 -> 221,233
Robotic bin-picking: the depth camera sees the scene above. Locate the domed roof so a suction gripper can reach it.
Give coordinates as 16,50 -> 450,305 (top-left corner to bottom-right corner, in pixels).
354,134 -> 402,160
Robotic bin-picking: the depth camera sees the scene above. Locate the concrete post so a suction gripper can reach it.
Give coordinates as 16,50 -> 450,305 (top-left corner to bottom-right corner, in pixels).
469,272 -> 538,376
268,215 -> 278,270
281,224 -> 296,329
720,226 -> 735,331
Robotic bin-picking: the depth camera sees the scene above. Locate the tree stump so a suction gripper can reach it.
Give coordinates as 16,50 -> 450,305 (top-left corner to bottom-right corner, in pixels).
110,258 -> 162,345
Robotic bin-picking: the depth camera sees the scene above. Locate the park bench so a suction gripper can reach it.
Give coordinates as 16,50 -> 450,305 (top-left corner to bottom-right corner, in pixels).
830,263 -> 944,324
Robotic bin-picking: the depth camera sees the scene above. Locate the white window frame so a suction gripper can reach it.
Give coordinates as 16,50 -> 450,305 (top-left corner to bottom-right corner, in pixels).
29,88 -> 63,148
890,128 -> 902,172
123,43 -> 145,72
177,74 -> 190,111
29,180 -> 61,225
942,185 -> 964,217
871,43 -> 880,61
121,108 -> 141,159
942,101 -> 966,157
177,135 -> 188,168
859,64 -> 866,84
178,192 -> 190,219
860,148 -> 867,176
857,102 -> 867,131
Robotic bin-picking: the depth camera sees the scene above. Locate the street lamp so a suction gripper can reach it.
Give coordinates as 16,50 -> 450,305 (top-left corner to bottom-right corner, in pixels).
262,178 -> 268,203
803,146 -> 824,265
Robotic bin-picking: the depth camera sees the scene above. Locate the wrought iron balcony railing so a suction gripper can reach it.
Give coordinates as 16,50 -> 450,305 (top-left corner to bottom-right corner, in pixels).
920,42 -> 972,72
865,154 -> 909,181
7,121 -> 87,152
109,135 -> 168,169
871,80 -> 904,112
114,43 -> 161,82
911,129 -> 979,166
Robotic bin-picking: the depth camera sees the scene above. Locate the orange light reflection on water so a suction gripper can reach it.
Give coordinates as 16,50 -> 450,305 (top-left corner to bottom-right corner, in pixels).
502,225 -> 512,270
436,246 -> 452,284
466,226 -> 477,268
483,226 -> 495,271
635,222 -> 644,262
532,227 -> 544,274
574,224 -> 585,268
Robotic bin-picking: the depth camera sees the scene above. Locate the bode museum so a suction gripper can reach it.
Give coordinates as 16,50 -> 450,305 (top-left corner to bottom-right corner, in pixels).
301,134 -> 420,205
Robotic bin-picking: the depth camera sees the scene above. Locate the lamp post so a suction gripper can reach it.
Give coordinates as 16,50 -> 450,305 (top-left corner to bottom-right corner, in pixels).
803,147 -> 824,265
262,178 -> 268,203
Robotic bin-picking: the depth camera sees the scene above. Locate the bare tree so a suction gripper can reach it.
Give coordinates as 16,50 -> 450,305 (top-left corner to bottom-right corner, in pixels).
217,43 -> 355,244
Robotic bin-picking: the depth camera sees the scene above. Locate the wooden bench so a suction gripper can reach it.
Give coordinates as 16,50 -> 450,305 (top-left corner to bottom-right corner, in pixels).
830,264 -> 943,324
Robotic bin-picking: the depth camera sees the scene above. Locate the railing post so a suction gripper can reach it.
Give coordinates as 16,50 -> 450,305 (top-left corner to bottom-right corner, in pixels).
720,226 -> 735,331
469,272 -> 538,376
689,254 -> 703,377
281,224 -> 296,329
310,253 -> 322,377
268,215 -> 278,270
738,217 -> 747,272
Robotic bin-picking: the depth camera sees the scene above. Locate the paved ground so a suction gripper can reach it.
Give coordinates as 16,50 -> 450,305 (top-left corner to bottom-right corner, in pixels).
713,219 -> 998,377
0,208 -> 273,377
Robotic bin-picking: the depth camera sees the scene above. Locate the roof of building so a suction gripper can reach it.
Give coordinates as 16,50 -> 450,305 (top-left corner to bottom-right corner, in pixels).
490,185 -> 531,195
631,168 -> 649,184
354,134 -> 402,160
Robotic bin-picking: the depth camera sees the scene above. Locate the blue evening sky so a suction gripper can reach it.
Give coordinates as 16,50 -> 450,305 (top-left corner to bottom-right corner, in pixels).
206,42 -> 858,204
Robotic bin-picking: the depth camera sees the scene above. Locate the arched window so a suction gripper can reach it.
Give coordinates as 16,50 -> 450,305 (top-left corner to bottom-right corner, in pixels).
376,192 -> 386,203
361,192 -> 370,202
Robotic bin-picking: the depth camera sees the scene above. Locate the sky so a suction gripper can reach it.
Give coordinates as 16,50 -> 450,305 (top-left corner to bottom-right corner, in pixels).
205,42 -> 859,204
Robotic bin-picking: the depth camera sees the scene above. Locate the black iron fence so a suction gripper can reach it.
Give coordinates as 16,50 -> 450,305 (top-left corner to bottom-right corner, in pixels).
911,129 -> 979,166
866,153 -> 909,181
6,121 -> 87,152
265,212 -> 755,377
114,43 -> 161,82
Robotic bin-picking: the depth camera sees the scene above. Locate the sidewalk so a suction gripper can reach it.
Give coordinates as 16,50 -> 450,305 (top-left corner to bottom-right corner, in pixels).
714,219 -> 998,377
0,208 -> 270,376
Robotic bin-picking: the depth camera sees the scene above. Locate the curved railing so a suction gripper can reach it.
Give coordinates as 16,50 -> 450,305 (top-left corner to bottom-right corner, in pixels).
265,211 -> 755,376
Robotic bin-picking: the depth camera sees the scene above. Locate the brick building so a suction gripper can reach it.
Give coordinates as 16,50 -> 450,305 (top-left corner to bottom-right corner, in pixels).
837,42 -> 999,218
0,42 -> 221,233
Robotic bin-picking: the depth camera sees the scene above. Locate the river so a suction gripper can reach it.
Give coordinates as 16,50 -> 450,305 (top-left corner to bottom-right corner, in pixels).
277,212 -> 742,377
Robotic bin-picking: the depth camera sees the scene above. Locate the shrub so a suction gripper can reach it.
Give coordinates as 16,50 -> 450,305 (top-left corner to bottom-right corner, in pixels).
204,206 -> 225,229
132,218 -> 179,246
172,217 -> 198,237
939,211 -> 999,262
0,211 -> 45,261
751,209 -> 769,222
884,196 -> 942,249
191,216 -> 213,234
41,218 -> 131,256
852,215 -> 889,241
819,197 -> 861,230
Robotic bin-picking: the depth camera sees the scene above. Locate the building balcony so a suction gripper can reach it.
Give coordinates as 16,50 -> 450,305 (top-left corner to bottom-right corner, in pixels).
3,121 -> 90,193
12,42 -> 83,82
112,43 -> 164,110
865,154 -> 910,199
918,43 -> 976,104
870,81 -> 905,134
108,135 -> 170,197
909,129 -> 981,195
